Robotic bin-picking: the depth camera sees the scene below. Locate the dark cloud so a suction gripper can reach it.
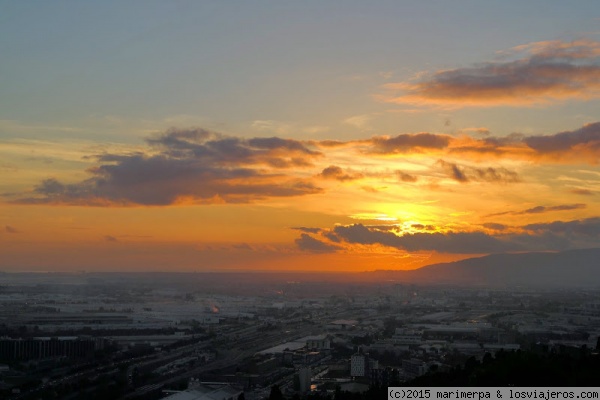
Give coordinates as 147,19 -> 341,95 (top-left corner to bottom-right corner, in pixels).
523,122 -> 600,162
147,128 -> 321,168
104,235 -> 118,242
323,231 -> 341,243
5,225 -> 20,234
449,124 -> 600,164
321,218 -> 600,254
523,217 -> 600,236
318,165 -> 363,181
15,129 -> 324,206
332,223 -> 519,253
411,224 -> 436,231
509,217 -> 600,251
436,160 -> 520,183
383,40 -> 600,108
294,233 -> 341,253
437,160 -> 468,182
369,133 -> 450,154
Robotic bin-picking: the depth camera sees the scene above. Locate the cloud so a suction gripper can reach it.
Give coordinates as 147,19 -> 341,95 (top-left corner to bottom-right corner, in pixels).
322,122 -> 600,165
449,123 -> 600,164
318,165 -> 363,181
523,217 -> 600,236
300,218 -> 600,255
369,133 -> 450,154
332,223 -> 519,253
14,128 -> 324,206
294,233 -> 341,253
523,122 -> 600,163
411,224 -> 436,231
436,160 -> 520,183
382,39 -> 600,108
251,120 -> 292,135
396,171 -> 418,182
343,114 -> 378,130
11,121 -> 600,208
5,225 -> 20,234
486,203 -> 587,217
104,235 -> 119,242
291,227 -> 322,234
569,188 -> 595,195
520,203 -> 586,214
460,127 -> 491,136
483,223 -> 508,231
147,128 -> 321,168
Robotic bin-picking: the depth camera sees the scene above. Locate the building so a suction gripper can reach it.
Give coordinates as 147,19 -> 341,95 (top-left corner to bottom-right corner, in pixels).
297,367 -> 311,392
306,335 -> 330,350
350,353 -> 366,377
0,337 -> 103,360
402,358 -> 427,379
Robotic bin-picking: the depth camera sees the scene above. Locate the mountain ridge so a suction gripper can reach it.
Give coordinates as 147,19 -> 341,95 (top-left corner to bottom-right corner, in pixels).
368,247 -> 600,287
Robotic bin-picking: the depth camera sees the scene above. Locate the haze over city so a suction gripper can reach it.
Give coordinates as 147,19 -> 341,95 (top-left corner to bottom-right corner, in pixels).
2,1 -> 600,274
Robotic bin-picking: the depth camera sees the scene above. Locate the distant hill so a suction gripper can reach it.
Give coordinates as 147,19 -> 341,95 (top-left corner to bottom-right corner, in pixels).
369,248 -> 600,287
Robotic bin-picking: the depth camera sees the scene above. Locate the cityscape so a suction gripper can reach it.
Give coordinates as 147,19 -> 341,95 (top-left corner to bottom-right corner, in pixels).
2,1 -> 600,399
1,269 -> 600,399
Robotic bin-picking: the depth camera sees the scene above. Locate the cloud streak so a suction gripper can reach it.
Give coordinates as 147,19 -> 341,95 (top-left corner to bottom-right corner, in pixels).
486,203 -> 587,217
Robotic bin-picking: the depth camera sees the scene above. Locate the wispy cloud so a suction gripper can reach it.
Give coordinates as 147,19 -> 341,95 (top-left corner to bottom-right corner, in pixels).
5,225 -> 20,234
343,113 -> 379,130
486,203 -> 587,217
436,160 -> 520,183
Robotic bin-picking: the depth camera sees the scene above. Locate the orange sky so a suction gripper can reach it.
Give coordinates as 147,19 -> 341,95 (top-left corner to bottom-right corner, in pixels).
2,5 -> 600,272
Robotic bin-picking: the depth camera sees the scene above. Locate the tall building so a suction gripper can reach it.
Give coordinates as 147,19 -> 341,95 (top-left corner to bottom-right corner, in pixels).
351,353 -> 366,377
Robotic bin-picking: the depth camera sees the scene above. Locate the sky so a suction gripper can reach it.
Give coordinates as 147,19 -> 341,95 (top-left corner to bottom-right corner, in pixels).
1,1 -> 600,272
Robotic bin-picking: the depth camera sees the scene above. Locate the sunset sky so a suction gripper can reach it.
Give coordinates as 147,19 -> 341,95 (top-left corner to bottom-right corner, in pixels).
2,1 -> 600,272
